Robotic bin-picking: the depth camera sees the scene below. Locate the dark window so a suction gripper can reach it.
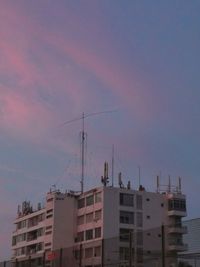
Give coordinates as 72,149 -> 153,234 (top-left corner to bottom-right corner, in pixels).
120,193 -> 134,207
147,215 -> 150,219
136,195 -> 143,209
78,198 -> 85,209
120,228 -> 132,242
46,214 -> 53,219
168,199 -> 186,211
86,195 -> 94,206
46,209 -> 53,214
137,247 -> 143,263
95,227 -> 101,238
120,211 -> 134,224
146,198 -> 150,201
86,229 -> 93,240
137,230 -> 143,246
136,212 -> 143,227
77,231 -> 84,242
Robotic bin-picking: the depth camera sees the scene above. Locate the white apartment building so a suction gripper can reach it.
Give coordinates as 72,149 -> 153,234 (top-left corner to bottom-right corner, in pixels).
12,178 -> 187,267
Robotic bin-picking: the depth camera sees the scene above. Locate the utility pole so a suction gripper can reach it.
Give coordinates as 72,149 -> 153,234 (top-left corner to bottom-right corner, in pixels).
59,248 -> 63,267
79,243 -> 82,267
129,230 -> 132,267
161,224 -> 166,267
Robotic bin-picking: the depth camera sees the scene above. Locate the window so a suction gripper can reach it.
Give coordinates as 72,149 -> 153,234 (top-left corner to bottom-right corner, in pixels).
85,248 -> 93,258
86,195 -> 94,206
47,198 -> 53,202
46,225 -> 52,230
168,199 -> 186,211
94,210 -> 101,221
86,212 -> 93,223
136,212 -> 143,227
86,229 -> 93,240
36,242 -> 43,252
12,237 -> 17,246
95,227 -> 101,238
45,231 -> 52,235
120,247 -> 129,261
120,211 -> 134,224
46,209 -> 53,214
146,215 -> 150,219
17,220 -> 26,229
137,230 -> 143,246
77,231 -> 84,242
137,248 -> 143,263
120,193 -> 134,207
95,192 -> 101,203
38,214 -> 45,222
46,214 -> 53,219
136,195 -> 143,210
94,246 -> 101,257
146,198 -> 150,201
77,215 -> 84,225
120,228 -> 132,242
78,198 -> 85,209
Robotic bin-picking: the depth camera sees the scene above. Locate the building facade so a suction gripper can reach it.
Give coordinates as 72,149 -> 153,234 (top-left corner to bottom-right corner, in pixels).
12,182 -> 187,267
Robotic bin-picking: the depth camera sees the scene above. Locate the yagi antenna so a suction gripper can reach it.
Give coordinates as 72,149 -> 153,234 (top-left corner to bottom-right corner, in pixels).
61,109 -> 118,193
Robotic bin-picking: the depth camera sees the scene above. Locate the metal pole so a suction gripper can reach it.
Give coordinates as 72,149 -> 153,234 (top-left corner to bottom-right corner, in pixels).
28,255 -> 31,267
161,224 -> 166,267
101,239 -> 104,267
43,251 -> 46,267
111,145 -> 114,187
81,113 -> 85,193
59,248 -> 63,267
79,243 -> 82,267
129,231 -> 132,267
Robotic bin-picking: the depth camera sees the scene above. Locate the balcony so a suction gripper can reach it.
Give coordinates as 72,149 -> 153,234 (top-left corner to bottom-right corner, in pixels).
169,243 -> 188,252
168,225 -> 187,234
168,240 -> 188,252
168,210 -> 187,217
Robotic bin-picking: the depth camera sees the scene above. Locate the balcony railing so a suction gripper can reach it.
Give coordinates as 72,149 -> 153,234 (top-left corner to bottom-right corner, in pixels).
168,225 -> 187,234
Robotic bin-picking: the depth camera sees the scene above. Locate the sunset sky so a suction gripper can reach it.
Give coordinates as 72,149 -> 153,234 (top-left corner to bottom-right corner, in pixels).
1,0 -> 200,260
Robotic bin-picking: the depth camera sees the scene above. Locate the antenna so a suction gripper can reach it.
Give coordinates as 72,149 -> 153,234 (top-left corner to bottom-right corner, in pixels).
178,177 -> 182,192
61,109 -> 117,193
81,112 -> 85,194
101,162 -> 109,186
156,175 -> 160,193
168,175 -> 171,192
111,144 -> 114,187
118,172 -> 124,188
138,165 -> 141,187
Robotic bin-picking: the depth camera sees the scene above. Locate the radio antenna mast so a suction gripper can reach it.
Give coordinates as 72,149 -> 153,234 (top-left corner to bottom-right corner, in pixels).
111,144 -> 114,187
61,109 -> 118,194
81,112 -> 85,194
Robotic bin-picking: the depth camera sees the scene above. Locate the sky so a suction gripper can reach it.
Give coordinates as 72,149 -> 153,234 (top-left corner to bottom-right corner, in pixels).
0,0 -> 200,260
